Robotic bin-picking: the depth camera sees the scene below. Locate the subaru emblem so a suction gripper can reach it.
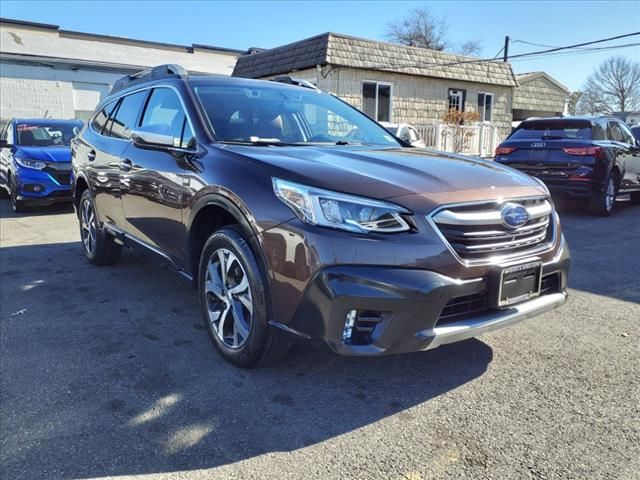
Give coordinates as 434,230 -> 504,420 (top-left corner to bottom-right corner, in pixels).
500,203 -> 529,229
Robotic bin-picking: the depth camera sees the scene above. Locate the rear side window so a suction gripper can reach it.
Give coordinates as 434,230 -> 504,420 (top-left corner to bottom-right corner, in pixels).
91,100 -> 117,134
140,88 -> 194,148
618,122 -> 636,145
108,91 -> 148,140
607,122 -> 625,142
510,120 -> 592,140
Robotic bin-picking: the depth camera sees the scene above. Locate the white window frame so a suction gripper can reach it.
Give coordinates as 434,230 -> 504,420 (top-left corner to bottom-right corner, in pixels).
448,89 -> 465,111
477,92 -> 494,123
362,80 -> 393,122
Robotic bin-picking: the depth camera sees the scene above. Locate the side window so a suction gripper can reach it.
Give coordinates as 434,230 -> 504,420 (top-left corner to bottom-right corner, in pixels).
592,123 -> 606,140
140,88 -> 195,148
6,123 -> 14,145
108,91 -> 148,140
618,122 -> 636,145
607,121 -> 624,143
91,100 -> 117,135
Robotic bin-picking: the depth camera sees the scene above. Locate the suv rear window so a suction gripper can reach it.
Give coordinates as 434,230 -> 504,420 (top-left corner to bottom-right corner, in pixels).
510,120 -> 592,141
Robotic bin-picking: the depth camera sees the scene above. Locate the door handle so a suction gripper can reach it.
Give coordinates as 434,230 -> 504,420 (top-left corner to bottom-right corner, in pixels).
87,150 -> 96,162
120,159 -> 133,172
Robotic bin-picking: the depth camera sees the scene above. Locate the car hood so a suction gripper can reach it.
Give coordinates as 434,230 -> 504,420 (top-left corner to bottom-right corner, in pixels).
221,145 -> 548,211
15,146 -> 71,163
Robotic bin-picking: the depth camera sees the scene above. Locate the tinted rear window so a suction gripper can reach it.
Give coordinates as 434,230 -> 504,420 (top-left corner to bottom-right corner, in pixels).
510,120 -> 592,140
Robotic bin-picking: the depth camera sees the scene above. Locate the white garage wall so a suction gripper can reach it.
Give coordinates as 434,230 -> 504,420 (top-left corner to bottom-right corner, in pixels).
0,61 -> 123,120
72,82 -> 111,121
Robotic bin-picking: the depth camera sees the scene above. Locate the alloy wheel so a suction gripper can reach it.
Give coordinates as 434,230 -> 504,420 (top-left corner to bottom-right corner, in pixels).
80,198 -> 97,256
205,248 -> 253,349
605,177 -> 615,212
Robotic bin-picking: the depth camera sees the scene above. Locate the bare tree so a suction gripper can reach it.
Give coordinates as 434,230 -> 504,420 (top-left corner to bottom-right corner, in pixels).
577,56 -> 640,114
567,91 -> 582,116
456,40 -> 483,57
384,8 -> 450,50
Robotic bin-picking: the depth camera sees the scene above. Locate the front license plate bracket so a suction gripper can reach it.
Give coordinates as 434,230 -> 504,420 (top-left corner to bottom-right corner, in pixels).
496,261 -> 542,307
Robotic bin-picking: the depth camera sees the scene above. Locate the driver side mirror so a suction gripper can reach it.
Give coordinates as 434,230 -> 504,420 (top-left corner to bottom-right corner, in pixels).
131,124 -> 176,149
0,139 -> 9,148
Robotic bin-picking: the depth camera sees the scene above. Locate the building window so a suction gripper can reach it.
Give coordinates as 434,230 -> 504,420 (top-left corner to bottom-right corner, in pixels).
362,81 -> 392,122
448,89 -> 466,111
477,93 -> 494,122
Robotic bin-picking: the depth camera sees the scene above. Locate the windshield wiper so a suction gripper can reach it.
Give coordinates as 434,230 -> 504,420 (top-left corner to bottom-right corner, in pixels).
218,139 -> 308,147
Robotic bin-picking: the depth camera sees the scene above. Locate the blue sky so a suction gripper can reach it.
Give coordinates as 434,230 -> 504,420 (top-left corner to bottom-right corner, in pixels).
1,1 -> 639,91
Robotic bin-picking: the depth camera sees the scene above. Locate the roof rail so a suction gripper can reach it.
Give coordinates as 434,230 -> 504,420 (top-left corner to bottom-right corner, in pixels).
271,76 -> 318,90
110,64 -> 189,95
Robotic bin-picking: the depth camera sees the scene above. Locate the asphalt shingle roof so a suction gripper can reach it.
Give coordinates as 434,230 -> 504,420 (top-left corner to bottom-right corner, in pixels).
233,32 -> 518,87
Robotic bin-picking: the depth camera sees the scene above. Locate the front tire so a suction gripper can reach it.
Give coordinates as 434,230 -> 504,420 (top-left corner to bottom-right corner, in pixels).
9,176 -> 28,213
78,189 -> 122,265
198,227 -> 290,368
630,191 -> 640,205
589,172 -> 618,217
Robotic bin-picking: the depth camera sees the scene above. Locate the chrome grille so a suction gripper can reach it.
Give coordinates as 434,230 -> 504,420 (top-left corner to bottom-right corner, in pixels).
431,197 -> 555,263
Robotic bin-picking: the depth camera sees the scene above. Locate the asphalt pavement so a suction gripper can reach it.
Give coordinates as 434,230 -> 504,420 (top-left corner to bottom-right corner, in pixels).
0,197 -> 638,480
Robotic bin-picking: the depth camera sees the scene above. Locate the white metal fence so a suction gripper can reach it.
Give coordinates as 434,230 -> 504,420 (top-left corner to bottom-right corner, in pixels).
414,124 -> 500,157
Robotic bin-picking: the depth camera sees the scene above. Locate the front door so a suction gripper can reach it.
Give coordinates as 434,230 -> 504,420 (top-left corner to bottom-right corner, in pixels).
120,87 -> 195,263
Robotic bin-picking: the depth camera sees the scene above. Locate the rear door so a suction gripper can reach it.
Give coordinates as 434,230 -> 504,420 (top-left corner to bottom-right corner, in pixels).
82,91 -> 148,228
120,86 -> 195,262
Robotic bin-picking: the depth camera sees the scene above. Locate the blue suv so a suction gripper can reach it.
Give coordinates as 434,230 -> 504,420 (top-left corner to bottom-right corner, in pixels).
0,119 -> 83,212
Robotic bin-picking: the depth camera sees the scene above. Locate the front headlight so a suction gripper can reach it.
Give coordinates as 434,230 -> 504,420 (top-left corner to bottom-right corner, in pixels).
16,158 -> 46,170
273,178 -> 411,234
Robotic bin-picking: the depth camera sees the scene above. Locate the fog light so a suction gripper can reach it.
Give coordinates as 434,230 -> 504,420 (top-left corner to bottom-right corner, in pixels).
342,309 -> 357,343
33,185 -> 42,192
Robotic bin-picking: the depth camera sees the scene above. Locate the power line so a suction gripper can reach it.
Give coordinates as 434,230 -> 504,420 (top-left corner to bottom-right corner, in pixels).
504,32 -> 640,61
508,42 -> 640,63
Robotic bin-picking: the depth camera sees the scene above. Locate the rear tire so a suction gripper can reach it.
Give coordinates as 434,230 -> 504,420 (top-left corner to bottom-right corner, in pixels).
0,184 -> 9,199
78,189 -> 122,265
589,171 -> 617,217
630,191 -> 640,205
198,227 -> 290,368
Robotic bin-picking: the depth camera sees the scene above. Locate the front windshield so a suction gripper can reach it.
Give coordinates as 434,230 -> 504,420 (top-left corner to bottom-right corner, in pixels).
16,122 -> 81,147
194,84 -> 400,146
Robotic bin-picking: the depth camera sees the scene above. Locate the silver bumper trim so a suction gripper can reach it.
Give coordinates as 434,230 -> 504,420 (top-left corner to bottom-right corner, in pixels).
416,292 -> 567,350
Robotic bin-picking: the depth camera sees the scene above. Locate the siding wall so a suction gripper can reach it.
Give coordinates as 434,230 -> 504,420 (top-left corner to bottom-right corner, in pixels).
513,76 -> 567,113
277,67 -> 514,139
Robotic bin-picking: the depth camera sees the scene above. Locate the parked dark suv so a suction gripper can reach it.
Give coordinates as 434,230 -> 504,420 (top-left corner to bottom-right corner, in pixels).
71,65 -> 570,367
495,116 -> 640,216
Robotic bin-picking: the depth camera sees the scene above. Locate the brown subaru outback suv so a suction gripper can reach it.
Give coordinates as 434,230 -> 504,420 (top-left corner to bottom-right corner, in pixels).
71,65 -> 570,367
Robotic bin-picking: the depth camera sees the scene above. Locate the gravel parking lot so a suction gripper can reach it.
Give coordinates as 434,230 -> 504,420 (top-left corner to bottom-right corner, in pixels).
1,197 -> 638,480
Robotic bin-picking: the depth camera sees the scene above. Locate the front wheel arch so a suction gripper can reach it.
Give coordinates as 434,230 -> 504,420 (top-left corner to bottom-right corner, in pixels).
187,194 -> 272,304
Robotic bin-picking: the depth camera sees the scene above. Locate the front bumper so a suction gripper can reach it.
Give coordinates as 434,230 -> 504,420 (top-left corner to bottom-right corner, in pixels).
275,237 -> 570,356
14,165 -> 72,204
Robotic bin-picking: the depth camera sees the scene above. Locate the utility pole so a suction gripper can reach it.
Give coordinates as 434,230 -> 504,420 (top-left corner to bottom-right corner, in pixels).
503,36 -> 510,62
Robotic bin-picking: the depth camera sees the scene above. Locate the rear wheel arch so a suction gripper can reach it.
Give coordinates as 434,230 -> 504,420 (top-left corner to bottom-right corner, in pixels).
73,174 -> 90,209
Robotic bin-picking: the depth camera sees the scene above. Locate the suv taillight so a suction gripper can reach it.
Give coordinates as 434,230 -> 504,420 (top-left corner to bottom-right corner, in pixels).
495,146 -> 517,155
563,146 -> 605,160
